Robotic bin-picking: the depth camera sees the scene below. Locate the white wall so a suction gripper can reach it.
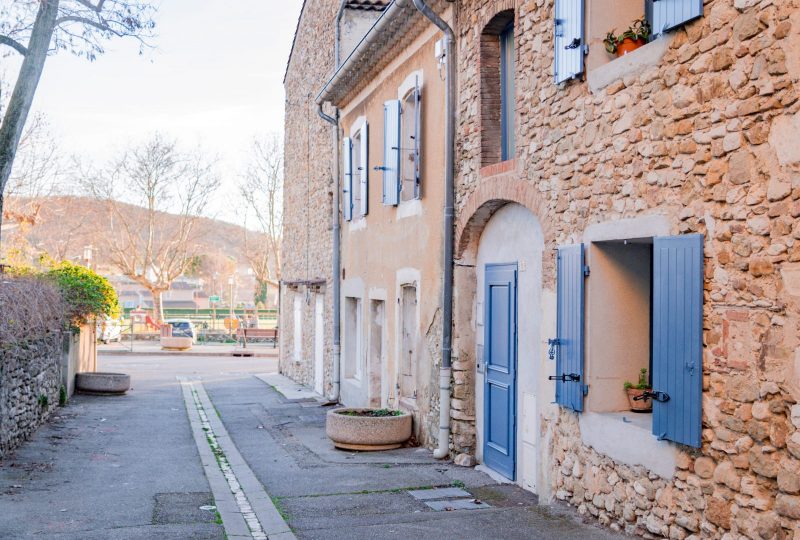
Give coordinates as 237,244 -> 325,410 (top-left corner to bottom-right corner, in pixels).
474,203 -> 544,493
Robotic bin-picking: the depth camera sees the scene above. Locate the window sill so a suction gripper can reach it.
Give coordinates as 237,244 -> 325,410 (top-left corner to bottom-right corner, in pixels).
587,34 -> 675,95
348,218 -> 366,231
397,198 -> 422,220
479,158 -> 516,179
578,411 -> 678,479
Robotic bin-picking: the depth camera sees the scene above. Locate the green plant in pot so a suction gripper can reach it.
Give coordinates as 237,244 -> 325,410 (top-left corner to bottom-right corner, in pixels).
623,368 -> 652,412
604,18 -> 651,57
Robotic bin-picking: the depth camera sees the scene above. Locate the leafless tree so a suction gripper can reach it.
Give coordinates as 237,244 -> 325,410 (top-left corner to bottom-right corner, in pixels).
239,134 -> 283,303
0,0 -> 157,252
85,134 -> 217,321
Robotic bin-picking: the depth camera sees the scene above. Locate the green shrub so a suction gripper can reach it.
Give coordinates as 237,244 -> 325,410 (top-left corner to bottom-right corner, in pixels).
44,262 -> 120,329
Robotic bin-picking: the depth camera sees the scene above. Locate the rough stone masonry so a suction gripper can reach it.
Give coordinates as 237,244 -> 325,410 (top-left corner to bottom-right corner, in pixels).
450,0 -> 800,538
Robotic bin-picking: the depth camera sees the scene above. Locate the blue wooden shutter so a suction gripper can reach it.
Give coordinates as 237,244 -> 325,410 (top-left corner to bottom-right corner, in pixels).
652,234 -> 704,448
342,136 -> 352,221
382,100 -> 400,206
413,79 -> 421,199
553,0 -> 584,84
646,0 -> 703,37
359,123 -> 369,216
554,243 -> 585,412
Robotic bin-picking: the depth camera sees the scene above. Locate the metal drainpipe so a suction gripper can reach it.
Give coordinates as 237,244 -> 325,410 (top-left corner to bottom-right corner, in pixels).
318,104 -> 341,403
412,0 -> 456,460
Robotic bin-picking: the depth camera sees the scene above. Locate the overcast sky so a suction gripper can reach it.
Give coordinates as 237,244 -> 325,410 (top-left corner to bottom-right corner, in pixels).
19,0 -> 304,225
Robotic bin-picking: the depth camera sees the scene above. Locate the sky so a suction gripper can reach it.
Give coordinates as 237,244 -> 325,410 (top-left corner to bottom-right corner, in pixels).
16,0 -> 304,225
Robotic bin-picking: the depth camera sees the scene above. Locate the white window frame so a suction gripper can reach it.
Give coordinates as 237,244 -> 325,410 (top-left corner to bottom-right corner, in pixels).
397,71 -> 423,213
349,116 -> 368,224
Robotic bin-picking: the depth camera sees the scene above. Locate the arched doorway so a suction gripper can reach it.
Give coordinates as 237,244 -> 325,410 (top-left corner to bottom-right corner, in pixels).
453,201 -> 545,493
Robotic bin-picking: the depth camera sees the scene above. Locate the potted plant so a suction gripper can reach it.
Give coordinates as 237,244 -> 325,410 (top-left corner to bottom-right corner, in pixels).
604,18 -> 651,57
326,408 -> 412,451
624,368 -> 652,412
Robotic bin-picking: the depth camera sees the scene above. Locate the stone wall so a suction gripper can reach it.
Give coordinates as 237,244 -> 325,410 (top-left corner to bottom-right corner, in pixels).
453,0 -> 800,537
0,334 -> 64,457
281,0 -> 340,390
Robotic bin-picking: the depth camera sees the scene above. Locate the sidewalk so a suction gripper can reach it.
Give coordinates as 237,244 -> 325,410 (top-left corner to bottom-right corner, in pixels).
98,340 -> 278,358
207,373 -> 624,540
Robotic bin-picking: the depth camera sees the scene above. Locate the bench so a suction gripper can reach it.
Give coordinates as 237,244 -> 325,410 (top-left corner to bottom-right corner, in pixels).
236,327 -> 278,348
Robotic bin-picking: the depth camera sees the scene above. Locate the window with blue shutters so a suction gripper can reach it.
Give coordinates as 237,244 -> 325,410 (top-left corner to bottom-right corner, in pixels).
553,0 -> 585,84
572,234 -> 703,451
646,0 -> 703,37
400,79 -> 421,202
382,100 -> 401,206
652,234 -> 704,448
342,137 -> 353,221
552,243 -> 586,412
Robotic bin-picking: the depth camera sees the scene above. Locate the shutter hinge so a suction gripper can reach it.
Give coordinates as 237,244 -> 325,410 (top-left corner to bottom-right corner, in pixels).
583,265 -> 590,277
547,338 -> 560,360
583,44 -> 589,55
582,385 -> 589,396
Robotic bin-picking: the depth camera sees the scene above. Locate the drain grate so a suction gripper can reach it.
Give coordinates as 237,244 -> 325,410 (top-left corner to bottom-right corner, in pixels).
406,487 -> 491,512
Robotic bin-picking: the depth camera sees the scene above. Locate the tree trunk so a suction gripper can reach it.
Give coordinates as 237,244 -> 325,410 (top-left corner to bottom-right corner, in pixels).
0,0 -> 60,254
149,288 -> 165,323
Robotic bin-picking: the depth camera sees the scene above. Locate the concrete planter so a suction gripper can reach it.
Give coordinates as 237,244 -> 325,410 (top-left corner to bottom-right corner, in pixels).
326,408 -> 412,451
75,372 -> 130,395
160,336 -> 193,350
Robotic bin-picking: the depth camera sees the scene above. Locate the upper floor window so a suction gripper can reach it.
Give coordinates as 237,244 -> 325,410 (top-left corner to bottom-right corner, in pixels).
343,119 -> 369,221
479,10 -> 515,167
500,23 -> 515,162
400,79 -> 421,201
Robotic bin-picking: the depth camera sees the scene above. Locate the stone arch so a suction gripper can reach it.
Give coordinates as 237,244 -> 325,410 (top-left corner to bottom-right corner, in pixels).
455,175 -> 553,263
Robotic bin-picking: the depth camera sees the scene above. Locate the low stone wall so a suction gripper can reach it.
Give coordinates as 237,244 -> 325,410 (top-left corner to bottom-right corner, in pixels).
0,333 -> 64,458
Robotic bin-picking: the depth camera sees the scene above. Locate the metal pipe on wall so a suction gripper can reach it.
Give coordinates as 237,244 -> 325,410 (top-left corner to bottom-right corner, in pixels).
317,104 -> 341,403
411,0 -> 456,460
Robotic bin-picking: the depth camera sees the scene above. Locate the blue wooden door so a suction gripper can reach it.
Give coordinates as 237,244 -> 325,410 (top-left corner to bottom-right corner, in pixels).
483,263 -> 517,480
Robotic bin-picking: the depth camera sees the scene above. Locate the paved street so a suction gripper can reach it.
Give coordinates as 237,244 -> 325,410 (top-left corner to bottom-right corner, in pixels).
0,354 -> 623,539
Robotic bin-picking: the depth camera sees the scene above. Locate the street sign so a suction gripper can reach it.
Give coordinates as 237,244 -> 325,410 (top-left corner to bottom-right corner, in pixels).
209,295 -> 220,303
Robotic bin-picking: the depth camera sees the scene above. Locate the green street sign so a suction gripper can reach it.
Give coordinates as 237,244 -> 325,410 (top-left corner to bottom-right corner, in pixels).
209,295 -> 221,303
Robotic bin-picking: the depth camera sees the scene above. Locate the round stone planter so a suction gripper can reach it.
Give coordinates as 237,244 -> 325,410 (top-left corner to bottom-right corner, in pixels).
326,408 -> 412,451
75,372 -> 130,395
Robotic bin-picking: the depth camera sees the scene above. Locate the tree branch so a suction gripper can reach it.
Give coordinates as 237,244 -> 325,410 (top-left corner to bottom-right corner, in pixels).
0,35 -> 28,56
54,16 -> 123,37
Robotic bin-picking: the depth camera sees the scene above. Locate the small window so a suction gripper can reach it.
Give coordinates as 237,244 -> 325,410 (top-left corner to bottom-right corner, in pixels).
500,23 -> 515,161
400,83 -> 421,201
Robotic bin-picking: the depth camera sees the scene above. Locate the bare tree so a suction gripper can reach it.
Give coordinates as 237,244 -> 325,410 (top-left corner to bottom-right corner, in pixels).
0,0 -> 157,252
86,135 -> 217,321
239,134 -> 283,305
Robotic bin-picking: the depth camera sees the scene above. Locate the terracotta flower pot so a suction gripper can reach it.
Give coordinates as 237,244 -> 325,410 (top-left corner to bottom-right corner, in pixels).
626,388 -> 652,412
326,408 -> 412,451
617,38 -> 646,57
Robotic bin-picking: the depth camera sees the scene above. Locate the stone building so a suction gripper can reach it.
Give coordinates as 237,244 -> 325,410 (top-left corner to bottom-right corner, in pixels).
285,0 -> 800,536
280,0 -> 341,394
449,0 -> 800,538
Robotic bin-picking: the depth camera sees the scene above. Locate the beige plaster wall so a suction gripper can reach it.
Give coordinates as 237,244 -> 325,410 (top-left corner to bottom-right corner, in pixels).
338,35 -> 447,446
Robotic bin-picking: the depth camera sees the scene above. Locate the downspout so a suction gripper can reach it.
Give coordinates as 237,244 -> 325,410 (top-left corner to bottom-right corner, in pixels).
334,0 -> 347,67
318,104 -> 341,403
412,0 -> 455,460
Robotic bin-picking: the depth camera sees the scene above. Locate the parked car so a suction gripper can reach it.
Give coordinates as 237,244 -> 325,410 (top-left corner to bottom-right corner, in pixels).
96,315 -> 123,344
164,319 -> 196,343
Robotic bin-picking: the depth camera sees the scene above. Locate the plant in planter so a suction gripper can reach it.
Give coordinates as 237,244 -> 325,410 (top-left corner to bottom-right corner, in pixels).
326,408 -> 412,451
604,18 -> 651,57
623,368 -> 652,412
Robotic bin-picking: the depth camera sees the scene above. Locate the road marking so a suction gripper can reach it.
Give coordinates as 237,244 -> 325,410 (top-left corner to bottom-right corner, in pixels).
180,377 -> 295,540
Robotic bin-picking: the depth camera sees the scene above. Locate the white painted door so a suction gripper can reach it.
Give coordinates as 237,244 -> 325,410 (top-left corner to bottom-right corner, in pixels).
314,294 -> 324,395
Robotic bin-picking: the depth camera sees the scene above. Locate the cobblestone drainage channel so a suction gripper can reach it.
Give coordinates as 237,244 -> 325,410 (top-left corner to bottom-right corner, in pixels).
189,385 -> 268,540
